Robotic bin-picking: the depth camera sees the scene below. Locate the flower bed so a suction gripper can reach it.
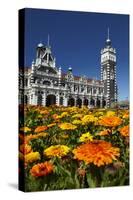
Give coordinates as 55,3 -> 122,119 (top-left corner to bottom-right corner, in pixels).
19,105 -> 129,191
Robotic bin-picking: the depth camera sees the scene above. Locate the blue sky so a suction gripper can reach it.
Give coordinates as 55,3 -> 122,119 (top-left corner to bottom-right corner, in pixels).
24,8 -> 129,101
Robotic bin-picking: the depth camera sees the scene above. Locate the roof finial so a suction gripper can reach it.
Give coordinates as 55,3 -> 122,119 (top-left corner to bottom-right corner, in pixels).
107,27 -> 110,40
47,34 -> 50,47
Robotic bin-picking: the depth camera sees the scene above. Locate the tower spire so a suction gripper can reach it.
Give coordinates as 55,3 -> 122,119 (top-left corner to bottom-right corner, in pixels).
106,27 -> 111,47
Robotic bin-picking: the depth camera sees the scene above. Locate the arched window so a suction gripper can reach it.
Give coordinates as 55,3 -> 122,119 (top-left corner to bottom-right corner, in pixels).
84,99 -> 88,106
76,98 -> 82,108
46,95 -> 56,106
68,98 -> 75,107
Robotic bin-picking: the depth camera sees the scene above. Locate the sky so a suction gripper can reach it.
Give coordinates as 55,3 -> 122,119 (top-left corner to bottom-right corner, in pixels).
24,8 -> 129,101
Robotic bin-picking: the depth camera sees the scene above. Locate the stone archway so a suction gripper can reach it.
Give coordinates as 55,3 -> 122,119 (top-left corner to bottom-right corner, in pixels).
102,100 -> 106,108
46,94 -> 56,106
37,94 -> 42,106
90,98 -> 95,106
84,98 -> 88,106
76,98 -> 82,108
96,99 -> 100,108
68,98 -> 75,107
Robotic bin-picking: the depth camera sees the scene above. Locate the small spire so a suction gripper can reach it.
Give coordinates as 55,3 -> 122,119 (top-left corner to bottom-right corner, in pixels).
107,27 -> 110,40
47,34 -> 50,47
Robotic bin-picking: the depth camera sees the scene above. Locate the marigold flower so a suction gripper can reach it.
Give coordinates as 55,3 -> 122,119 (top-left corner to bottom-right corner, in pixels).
58,122 -> 77,130
60,112 -> 68,118
106,111 -> 115,117
73,140 -> 120,167
97,129 -> 111,136
20,144 -> 32,154
123,111 -> 129,119
30,161 -> 54,177
81,115 -> 97,125
47,123 -> 56,128
119,125 -> 129,137
52,114 -> 60,120
25,152 -> 40,163
40,110 -> 49,115
72,114 -> 83,119
34,126 -> 48,133
79,132 -> 93,142
72,119 -> 82,125
44,145 -> 70,158
20,127 -> 31,133
99,116 -> 122,127
24,134 -> 34,144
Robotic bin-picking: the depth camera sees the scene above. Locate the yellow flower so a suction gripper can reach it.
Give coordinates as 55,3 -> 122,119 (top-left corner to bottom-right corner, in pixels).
20,127 -> 31,133
25,152 -> 40,163
47,123 -> 56,128
72,119 -> 82,125
81,115 -> 97,125
34,132 -> 48,139
72,114 -> 83,119
58,122 -> 77,130
79,132 -> 93,142
44,145 -> 70,158
106,111 -> 115,117
60,112 -> 68,118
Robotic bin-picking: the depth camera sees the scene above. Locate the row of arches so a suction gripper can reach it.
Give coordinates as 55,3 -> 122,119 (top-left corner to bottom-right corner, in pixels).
68,97 -> 106,108
21,94 -> 106,108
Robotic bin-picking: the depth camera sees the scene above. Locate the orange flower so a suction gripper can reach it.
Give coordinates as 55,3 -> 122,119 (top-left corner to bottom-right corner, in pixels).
99,116 -> 122,127
40,110 -> 49,115
20,144 -> 32,154
35,132 -> 48,138
52,114 -> 59,120
34,126 -> 48,133
73,140 -> 120,167
119,125 -> 129,137
30,161 -> 54,177
97,129 -> 111,136
24,134 -> 34,144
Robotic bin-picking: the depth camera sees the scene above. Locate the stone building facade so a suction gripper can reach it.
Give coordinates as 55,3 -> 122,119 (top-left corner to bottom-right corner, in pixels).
19,31 -> 117,108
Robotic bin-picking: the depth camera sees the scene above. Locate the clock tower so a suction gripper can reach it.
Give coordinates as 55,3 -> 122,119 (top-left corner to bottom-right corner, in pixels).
101,29 -> 117,107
